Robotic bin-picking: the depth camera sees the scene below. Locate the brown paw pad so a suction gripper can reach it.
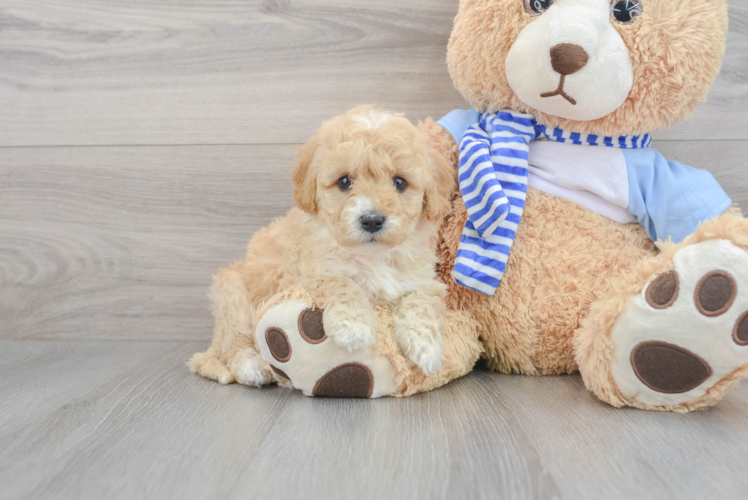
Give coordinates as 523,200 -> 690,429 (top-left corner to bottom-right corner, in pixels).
271,365 -> 290,380
646,271 -> 679,309
631,341 -> 712,394
298,308 -> 327,344
734,312 -> 748,347
695,270 -> 737,317
265,328 -> 292,363
312,363 -> 373,398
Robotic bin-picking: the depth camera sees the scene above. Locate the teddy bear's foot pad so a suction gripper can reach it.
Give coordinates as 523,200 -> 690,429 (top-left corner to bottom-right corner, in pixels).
630,342 -> 712,394
611,239 -> 748,407
256,300 -> 396,398
313,363 -> 374,398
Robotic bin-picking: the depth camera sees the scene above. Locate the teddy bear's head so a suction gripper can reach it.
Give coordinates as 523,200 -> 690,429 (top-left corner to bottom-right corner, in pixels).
447,0 -> 728,135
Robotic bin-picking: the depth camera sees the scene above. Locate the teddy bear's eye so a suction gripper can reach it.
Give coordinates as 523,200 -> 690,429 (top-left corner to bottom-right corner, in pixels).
523,0 -> 554,16
611,0 -> 643,25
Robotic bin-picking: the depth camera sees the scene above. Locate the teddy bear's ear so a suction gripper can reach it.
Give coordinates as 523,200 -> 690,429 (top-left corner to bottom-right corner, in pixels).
292,135 -> 320,215
423,135 -> 456,223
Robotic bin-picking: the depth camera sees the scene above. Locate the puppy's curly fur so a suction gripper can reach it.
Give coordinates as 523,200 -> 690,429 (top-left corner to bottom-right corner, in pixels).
189,106 -> 456,385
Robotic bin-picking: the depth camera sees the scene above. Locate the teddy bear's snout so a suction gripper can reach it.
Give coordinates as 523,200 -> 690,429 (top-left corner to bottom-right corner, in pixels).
550,43 -> 589,76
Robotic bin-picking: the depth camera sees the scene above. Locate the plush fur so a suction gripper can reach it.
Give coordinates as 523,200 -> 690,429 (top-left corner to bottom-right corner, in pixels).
427,121 -> 657,374
448,0 -> 729,135
430,0 -> 748,412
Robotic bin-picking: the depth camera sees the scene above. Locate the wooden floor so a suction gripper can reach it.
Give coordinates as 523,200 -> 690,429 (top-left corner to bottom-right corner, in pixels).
2,2 -> 748,499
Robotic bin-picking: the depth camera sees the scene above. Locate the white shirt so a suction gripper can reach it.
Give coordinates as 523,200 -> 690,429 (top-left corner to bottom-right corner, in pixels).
527,140 -> 636,224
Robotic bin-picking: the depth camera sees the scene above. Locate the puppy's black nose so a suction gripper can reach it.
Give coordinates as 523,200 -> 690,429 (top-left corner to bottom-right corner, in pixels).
360,213 -> 386,233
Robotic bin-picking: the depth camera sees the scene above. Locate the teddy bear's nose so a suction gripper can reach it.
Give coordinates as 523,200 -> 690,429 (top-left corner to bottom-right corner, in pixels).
550,43 -> 590,76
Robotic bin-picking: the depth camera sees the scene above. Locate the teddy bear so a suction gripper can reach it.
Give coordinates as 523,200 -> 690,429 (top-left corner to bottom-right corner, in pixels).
192,0 -> 748,412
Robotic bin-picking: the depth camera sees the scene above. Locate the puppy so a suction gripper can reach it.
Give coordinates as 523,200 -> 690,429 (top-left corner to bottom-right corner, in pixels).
190,105 -> 455,386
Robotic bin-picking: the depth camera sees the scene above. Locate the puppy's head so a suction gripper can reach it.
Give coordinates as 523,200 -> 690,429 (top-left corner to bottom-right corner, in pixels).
293,105 -> 454,252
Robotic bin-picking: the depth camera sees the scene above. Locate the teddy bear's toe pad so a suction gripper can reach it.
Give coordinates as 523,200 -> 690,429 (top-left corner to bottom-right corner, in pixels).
313,363 -> 374,398
299,309 -> 327,344
266,328 -> 292,362
735,313 -> 748,346
256,300 -> 397,398
611,239 -> 748,407
630,341 -> 712,394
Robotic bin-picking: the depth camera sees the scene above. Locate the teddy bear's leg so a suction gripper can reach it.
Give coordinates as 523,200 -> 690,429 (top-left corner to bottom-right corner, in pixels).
253,287 -> 397,398
575,212 -> 748,412
253,286 -> 483,398
188,265 -> 274,387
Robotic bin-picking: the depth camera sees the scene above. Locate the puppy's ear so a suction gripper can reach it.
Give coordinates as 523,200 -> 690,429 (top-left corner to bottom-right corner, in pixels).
292,135 -> 320,214
421,122 -> 457,222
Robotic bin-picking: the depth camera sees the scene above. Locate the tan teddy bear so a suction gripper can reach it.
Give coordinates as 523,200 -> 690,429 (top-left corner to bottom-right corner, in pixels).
192,0 -> 748,412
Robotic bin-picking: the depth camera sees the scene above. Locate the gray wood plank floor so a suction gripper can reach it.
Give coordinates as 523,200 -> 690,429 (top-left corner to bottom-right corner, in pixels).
2,1 -> 748,499
2,341 -> 748,500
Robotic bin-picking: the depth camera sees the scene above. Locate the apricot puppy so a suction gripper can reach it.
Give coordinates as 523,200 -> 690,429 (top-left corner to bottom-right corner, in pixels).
190,106 -> 456,386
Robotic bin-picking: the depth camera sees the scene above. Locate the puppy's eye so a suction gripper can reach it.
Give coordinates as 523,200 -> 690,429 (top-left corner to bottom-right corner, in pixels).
393,176 -> 408,192
337,175 -> 352,191
523,0 -> 553,16
611,0 -> 642,24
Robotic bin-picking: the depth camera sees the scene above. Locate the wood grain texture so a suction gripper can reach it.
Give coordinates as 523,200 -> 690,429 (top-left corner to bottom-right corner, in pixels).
0,1 -> 746,147
0,0 -> 463,147
2,141 -> 747,342
0,145 -> 296,340
2,3 -> 748,499
0,341 -> 747,500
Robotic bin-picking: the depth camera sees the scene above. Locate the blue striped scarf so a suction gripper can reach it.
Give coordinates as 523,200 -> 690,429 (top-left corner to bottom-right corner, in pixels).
453,111 -> 652,296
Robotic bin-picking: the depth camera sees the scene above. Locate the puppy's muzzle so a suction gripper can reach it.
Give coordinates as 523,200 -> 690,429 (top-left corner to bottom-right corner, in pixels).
360,212 -> 386,234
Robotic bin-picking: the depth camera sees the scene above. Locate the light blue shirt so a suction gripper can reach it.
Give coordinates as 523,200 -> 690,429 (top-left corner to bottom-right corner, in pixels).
438,109 -> 731,243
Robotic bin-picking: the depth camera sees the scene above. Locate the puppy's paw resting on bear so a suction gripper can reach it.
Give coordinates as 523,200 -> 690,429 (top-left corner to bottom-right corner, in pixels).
395,323 -> 443,375
323,307 -> 376,352
392,289 -> 446,374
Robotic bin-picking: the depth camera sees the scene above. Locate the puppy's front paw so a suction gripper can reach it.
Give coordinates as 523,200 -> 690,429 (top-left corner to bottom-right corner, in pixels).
334,322 -> 375,352
324,310 -> 375,352
397,327 -> 443,375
